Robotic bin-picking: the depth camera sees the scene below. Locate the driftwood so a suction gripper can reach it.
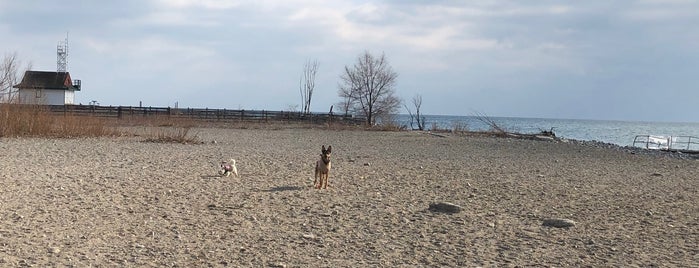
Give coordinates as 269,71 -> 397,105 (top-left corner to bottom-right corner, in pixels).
428,202 -> 463,214
542,218 -> 576,228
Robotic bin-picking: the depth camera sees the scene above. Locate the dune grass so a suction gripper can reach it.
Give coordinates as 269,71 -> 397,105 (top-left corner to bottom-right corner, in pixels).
0,104 -> 115,137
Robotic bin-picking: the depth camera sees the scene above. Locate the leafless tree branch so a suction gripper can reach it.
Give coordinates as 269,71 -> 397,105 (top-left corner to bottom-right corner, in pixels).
473,111 -> 506,134
1,53 -> 26,103
338,51 -> 400,125
299,59 -> 319,115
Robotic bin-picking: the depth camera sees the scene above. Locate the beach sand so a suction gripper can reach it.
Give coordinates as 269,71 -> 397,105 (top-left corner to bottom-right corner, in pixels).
1,127 -> 697,266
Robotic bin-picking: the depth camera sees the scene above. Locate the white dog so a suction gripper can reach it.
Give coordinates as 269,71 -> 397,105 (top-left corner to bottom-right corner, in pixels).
219,159 -> 238,177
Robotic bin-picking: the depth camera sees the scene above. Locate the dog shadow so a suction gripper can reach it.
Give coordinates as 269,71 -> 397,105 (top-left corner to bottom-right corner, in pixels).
201,175 -> 223,179
262,185 -> 305,192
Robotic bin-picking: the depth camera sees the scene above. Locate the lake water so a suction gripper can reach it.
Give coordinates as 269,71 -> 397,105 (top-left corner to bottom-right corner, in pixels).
394,114 -> 699,148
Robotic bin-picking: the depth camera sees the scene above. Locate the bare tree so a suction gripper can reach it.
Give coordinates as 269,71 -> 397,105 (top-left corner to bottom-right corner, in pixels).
299,59 -> 318,115
0,53 -> 27,103
338,51 -> 400,125
404,94 -> 426,130
412,94 -> 425,130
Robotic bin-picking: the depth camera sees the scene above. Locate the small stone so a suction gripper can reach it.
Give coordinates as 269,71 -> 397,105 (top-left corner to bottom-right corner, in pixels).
428,202 -> 462,214
302,234 -> 316,240
651,173 -> 663,177
542,218 -> 576,228
48,247 -> 61,254
645,211 -> 653,216
269,262 -> 287,268
364,163 -> 371,166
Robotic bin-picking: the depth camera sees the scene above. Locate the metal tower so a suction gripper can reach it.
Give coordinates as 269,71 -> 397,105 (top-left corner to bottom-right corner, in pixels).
57,34 -> 68,72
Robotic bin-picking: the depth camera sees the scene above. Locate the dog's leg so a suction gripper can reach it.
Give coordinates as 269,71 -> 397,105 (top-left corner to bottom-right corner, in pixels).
314,163 -> 320,189
231,160 -> 238,177
313,162 -> 323,189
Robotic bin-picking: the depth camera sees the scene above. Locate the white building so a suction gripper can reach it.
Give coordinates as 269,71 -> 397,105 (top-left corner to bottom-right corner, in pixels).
12,71 -> 81,105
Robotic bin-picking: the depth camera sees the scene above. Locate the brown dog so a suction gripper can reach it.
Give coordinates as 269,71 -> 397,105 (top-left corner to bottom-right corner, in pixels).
314,145 -> 332,189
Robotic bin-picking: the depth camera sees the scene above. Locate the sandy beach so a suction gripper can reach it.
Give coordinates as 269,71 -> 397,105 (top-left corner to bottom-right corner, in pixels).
0,127 -> 697,267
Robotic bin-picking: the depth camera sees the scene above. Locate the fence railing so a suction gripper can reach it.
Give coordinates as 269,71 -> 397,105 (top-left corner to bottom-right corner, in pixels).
632,135 -> 699,153
45,105 -> 364,125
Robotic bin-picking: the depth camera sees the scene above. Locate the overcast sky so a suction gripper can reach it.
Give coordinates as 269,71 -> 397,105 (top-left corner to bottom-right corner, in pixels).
1,1 -> 697,122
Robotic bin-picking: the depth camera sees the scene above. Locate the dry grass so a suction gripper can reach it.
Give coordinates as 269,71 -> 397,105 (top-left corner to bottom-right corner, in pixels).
114,115 -> 198,128
0,104 -> 372,140
53,114 -> 117,137
0,104 -> 116,137
451,121 -> 469,135
143,126 -> 202,144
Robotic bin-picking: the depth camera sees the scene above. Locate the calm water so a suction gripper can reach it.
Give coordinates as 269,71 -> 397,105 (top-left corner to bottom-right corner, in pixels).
395,114 -> 699,147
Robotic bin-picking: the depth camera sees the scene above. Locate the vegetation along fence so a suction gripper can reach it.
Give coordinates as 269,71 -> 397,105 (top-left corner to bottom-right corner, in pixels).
46,105 -> 364,125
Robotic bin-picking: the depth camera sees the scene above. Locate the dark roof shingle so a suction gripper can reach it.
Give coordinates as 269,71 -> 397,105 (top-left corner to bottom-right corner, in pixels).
13,71 -> 77,90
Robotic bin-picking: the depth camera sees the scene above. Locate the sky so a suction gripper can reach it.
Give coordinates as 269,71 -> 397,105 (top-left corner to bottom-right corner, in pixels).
0,0 -> 697,122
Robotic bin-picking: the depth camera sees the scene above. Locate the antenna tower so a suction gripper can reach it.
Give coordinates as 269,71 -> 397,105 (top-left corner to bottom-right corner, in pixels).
57,34 -> 68,73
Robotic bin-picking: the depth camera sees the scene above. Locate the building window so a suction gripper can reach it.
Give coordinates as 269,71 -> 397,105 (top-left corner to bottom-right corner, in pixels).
35,89 -> 42,98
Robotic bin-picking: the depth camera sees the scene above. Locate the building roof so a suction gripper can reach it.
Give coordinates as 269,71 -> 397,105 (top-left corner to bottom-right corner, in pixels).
13,71 -> 80,91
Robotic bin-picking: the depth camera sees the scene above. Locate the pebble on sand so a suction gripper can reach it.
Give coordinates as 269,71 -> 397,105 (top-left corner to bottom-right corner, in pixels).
428,202 -> 462,214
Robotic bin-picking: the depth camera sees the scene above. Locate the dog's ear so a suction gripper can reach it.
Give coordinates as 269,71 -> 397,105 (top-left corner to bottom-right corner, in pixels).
326,145 -> 332,153
321,145 -> 326,152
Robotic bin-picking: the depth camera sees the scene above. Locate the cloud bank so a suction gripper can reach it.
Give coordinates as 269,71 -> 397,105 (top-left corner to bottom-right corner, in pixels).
1,0 -> 697,122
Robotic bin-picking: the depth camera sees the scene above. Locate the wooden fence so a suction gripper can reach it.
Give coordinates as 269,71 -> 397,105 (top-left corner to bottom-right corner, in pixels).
46,105 -> 364,125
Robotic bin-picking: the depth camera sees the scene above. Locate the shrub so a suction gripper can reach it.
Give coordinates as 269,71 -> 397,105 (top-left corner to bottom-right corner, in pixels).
451,121 -> 469,135
144,126 -> 202,144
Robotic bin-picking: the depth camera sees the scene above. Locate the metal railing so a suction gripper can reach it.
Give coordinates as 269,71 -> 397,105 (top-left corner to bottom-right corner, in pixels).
632,135 -> 699,153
